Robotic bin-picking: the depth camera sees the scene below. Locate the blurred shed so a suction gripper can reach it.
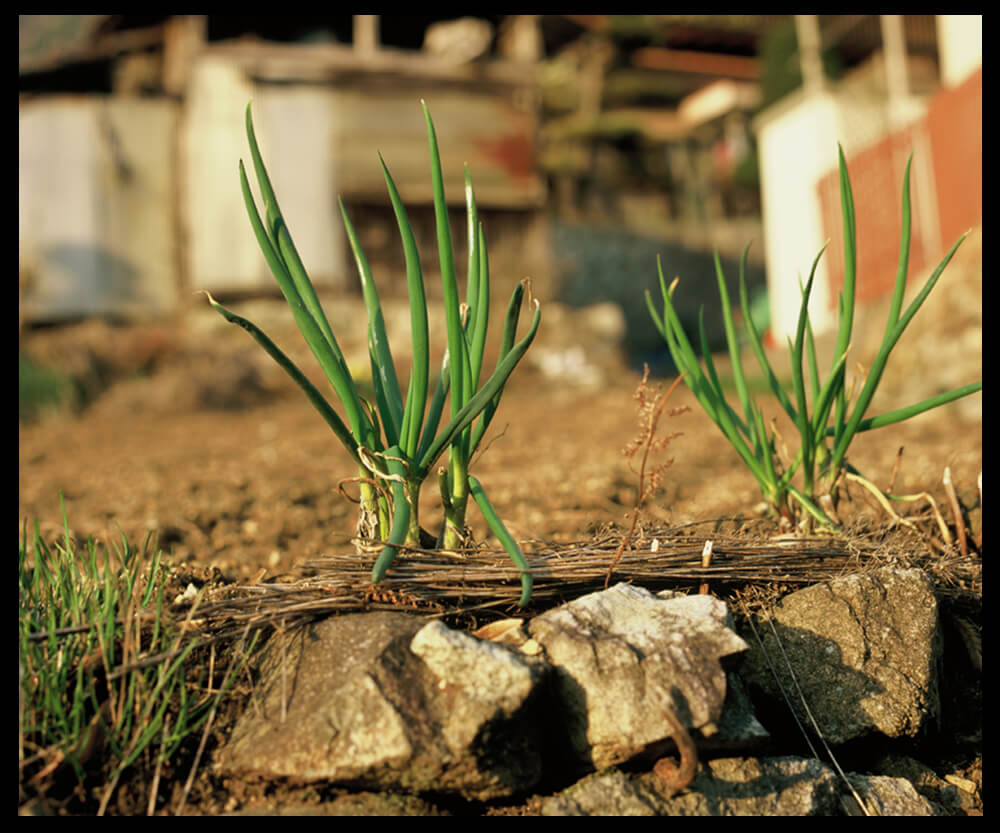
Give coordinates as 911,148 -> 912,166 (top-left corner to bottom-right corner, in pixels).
752,15 -> 981,341
18,15 -> 547,325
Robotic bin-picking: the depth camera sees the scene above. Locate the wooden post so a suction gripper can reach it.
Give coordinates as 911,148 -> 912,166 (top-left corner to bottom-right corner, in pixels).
794,15 -> 826,96
880,14 -> 911,126
353,15 -> 379,56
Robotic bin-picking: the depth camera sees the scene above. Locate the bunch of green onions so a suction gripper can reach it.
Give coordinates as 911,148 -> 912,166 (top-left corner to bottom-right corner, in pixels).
647,146 -> 981,528
206,101 -> 539,605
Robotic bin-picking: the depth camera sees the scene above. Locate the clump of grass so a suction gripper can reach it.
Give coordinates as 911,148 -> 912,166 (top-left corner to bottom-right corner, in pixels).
19,353 -> 74,422
647,147 -> 982,530
205,101 -> 540,605
18,505 -> 253,814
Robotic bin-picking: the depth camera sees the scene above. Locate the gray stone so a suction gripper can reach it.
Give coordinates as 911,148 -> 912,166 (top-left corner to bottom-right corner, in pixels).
528,583 -> 749,770
226,792 -> 448,816
541,757 -> 840,816
741,568 -> 941,744
844,773 -> 939,816
218,611 -> 546,801
540,770 -> 666,816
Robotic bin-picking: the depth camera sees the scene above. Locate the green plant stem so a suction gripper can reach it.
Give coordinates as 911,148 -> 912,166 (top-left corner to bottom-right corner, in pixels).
468,476 -> 533,607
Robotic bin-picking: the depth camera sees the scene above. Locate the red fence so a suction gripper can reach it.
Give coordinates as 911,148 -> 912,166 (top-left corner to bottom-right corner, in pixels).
929,67 -> 982,248
817,66 -> 981,306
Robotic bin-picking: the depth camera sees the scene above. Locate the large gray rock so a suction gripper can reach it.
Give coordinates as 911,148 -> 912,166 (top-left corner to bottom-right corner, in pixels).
741,568 -> 941,744
541,757 -> 841,816
527,583 -> 750,770
218,612 -> 546,801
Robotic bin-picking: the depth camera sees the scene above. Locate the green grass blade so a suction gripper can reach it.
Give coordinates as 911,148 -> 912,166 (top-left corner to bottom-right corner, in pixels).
804,313 -> 821,405
417,351 -> 453,464
795,243 -> 828,405
696,307 -> 753,446
464,167 -> 483,366
654,266 -> 740,444
786,482 -> 837,527
808,346 -> 850,454
203,292 -> 361,464
652,261 -> 716,400
829,381 -> 982,435
422,101 -> 470,424
367,331 -> 400,448
886,153 -> 914,331
653,262 -> 774,493
238,160 -> 294,294
379,155 -> 430,459
736,244 -> 799,422
788,252 -> 826,487
468,476 -> 532,607
240,135 -> 370,445
469,278 -> 525,452
713,252 -> 755,430
833,144 -> 857,368
244,104 -> 341,360
831,145 -> 858,444
418,300 -> 541,476
829,230 -> 969,470
468,221 -> 491,394
750,400 -> 781,501
340,199 -> 403,445
370,446 -> 411,583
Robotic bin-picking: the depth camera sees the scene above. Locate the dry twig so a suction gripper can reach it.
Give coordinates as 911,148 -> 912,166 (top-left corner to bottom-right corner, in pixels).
605,368 -> 687,588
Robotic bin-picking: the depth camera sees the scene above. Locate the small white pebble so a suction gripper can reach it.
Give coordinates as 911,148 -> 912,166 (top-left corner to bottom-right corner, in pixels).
173,583 -> 199,606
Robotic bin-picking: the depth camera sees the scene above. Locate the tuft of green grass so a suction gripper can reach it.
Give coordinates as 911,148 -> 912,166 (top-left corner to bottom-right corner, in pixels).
19,354 -> 74,422
648,146 -> 982,529
18,503 -> 254,813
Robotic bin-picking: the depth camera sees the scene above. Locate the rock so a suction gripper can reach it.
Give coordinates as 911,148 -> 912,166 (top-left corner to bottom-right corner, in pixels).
741,568 -> 941,745
527,583 -> 750,770
218,611 -> 546,801
226,792 -> 449,816
540,770 -> 667,816
843,774 -> 938,816
541,757 -> 840,816
873,753 -> 967,815
215,572 -> 956,815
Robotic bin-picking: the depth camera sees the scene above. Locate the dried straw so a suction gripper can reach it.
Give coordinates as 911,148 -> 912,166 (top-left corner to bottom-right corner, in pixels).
179,518 -> 978,642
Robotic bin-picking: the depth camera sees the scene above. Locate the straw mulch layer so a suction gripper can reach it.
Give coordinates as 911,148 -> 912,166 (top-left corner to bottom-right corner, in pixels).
181,518 -> 981,644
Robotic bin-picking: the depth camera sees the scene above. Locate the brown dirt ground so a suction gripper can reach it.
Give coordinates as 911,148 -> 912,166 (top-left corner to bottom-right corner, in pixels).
18,230 -> 982,815
19,231 -> 983,583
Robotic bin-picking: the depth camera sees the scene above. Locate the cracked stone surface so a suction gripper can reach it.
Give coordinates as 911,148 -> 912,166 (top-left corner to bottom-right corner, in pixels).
740,568 -> 941,744
528,583 -> 750,770
218,611 -> 546,801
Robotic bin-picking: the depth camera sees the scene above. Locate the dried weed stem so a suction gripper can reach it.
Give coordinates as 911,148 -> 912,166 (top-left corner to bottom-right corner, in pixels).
605,368 -> 687,588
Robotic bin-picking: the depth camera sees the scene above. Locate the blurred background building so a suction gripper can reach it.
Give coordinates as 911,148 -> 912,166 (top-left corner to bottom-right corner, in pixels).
19,15 -> 981,356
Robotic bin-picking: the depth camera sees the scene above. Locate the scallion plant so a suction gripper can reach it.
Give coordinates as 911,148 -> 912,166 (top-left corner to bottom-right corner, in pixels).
205,101 -> 539,605
647,146 -> 982,529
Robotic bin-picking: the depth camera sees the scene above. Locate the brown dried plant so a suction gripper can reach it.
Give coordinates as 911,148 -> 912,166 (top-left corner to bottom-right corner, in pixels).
605,367 -> 688,587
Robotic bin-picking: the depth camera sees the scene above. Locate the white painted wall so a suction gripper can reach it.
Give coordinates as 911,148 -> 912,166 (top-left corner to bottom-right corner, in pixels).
182,56 -> 258,292
183,56 -> 346,294
754,90 -> 841,341
254,88 -> 344,289
936,15 -> 982,88
754,84 -> 920,342
19,96 -> 177,321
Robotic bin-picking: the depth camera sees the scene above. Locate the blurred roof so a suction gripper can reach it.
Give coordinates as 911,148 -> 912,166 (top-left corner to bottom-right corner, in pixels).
17,15 -> 168,75
20,15 -> 108,73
